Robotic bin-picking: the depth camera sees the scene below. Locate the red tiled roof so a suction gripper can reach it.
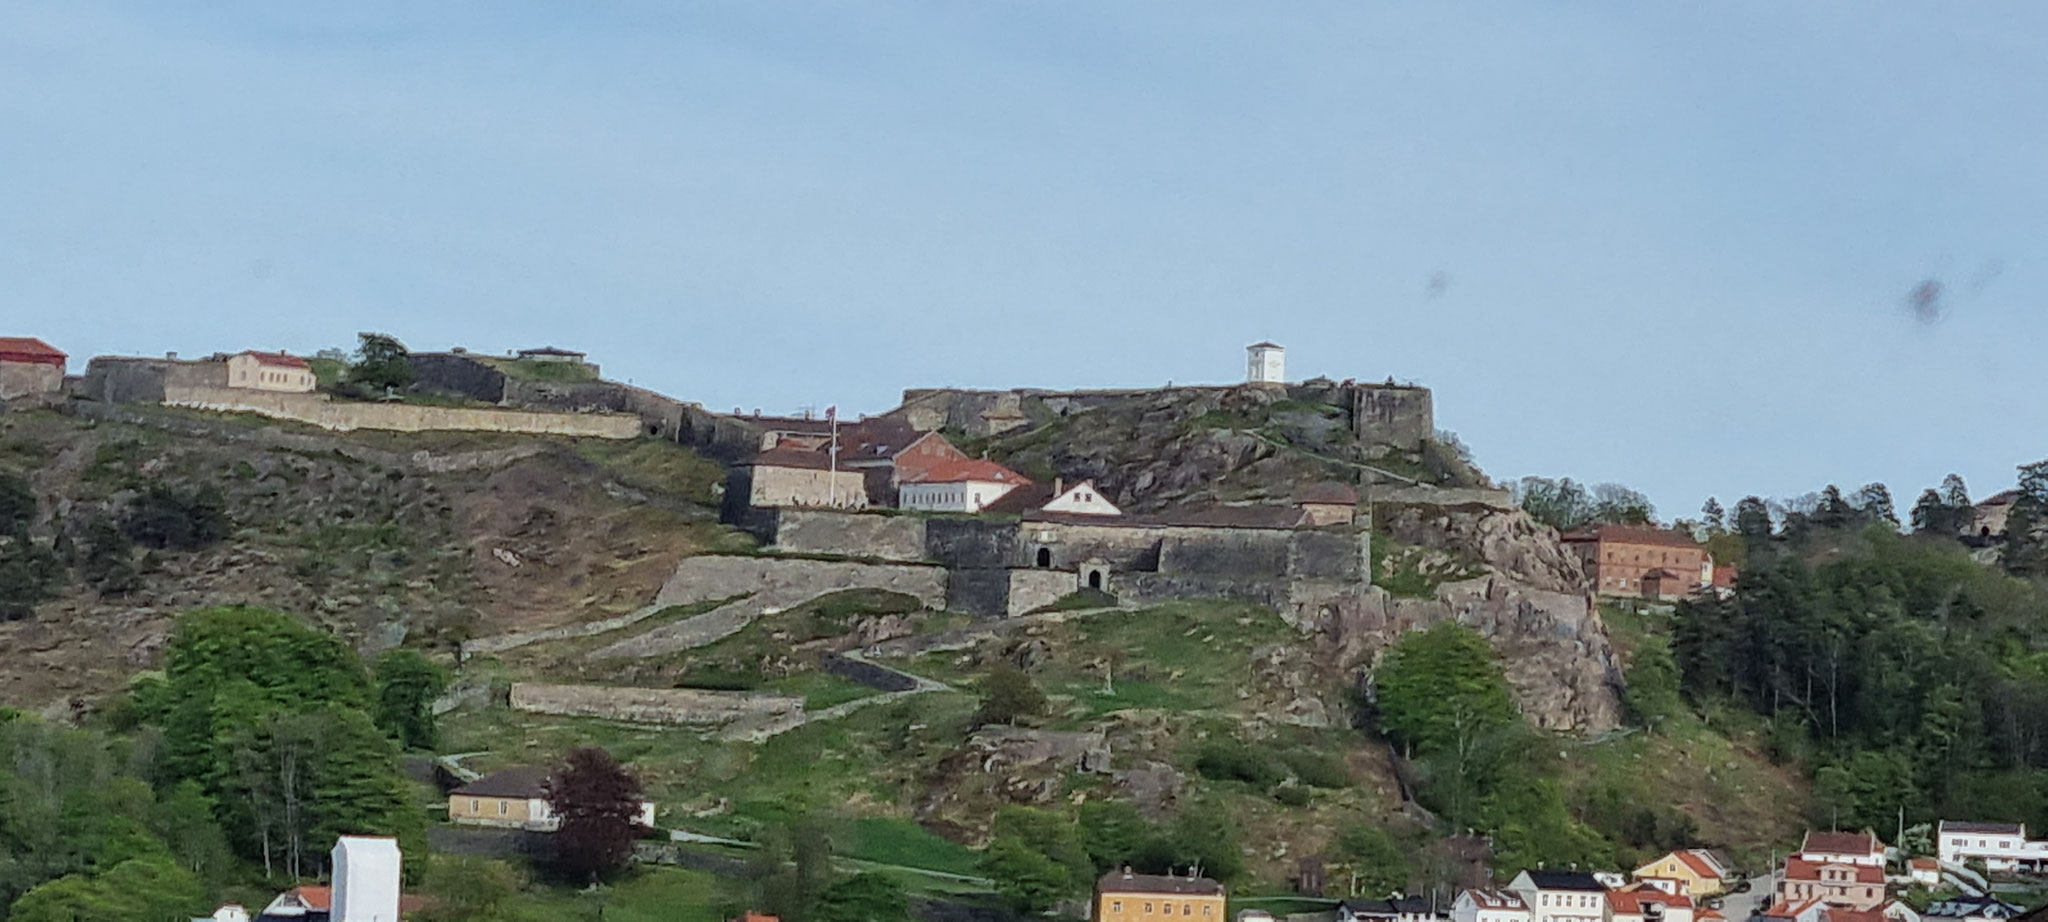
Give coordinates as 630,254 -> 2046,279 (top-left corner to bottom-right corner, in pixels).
1800,830 -> 1883,858
1610,889 -> 1693,914
1765,900 -> 1821,921
238,350 -> 311,369
1827,909 -> 1887,922
1673,849 -> 1724,879
295,886 -> 333,911
1096,870 -> 1224,896
1909,858 -> 1939,870
1784,857 -> 1883,884
1560,524 -> 1703,549
0,337 -> 65,361
1643,568 -> 1687,580
900,457 -> 1029,485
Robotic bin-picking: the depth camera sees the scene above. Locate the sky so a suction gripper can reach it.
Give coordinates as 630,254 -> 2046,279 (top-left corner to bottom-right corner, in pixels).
4,2 -> 2045,519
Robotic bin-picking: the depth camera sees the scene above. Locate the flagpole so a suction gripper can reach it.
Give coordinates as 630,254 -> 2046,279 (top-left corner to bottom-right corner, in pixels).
827,406 -> 839,506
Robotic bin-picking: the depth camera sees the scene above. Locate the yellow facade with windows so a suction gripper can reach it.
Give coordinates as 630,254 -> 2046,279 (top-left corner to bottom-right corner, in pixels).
1095,872 -> 1225,922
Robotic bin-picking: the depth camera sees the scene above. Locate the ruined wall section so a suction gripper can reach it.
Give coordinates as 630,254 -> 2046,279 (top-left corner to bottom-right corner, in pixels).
509,682 -> 802,726
770,510 -> 928,561
160,385 -> 640,438
896,381 -> 1436,450
1349,384 -> 1435,450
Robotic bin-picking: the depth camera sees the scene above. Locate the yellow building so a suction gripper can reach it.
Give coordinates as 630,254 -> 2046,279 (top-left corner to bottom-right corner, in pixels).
1095,869 -> 1225,922
448,766 -> 657,831
1632,849 -> 1731,897
226,351 -> 317,393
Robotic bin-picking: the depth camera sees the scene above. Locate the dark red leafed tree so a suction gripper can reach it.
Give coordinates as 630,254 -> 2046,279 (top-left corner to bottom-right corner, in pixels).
543,747 -> 644,883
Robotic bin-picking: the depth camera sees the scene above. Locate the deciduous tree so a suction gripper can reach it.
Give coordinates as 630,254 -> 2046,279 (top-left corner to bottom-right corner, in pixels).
543,747 -> 644,884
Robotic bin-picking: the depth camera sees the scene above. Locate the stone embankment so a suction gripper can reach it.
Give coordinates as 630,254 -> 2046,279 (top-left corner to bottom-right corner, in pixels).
715,652 -> 949,743
64,401 -> 557,473
161,384 -> 642,438
587,556 -> 948,660
509,682 -> 803,726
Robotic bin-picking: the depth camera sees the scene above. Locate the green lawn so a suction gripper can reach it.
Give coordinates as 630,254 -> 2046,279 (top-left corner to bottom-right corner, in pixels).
840,817 -> 984,876
506,865 -> 729,922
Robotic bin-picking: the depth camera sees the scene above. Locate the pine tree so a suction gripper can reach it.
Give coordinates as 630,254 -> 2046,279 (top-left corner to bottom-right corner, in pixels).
1853,483 -> 1898,527
1910,489 -> 1948,535
1733,496 -> 1773,543
1814,485 -> 1854,529
1940,473 -> 1971,508
1701,498 -> 1727,534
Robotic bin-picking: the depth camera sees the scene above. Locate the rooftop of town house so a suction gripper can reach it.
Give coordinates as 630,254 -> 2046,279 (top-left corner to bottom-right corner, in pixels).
0,337 -> 65,359
236,350 -> 312,369
1608,888 -> 1693,914
450,766 -> 551,799
1517,869 -> 1606,891
1294,481 -> 1360,506
1460,889 -> 1527,910
1023,502 -> 1314,531
1939,820 -> 2025,835
744,446 -> 844,471
1097,869 -> 1224,896
1799,829 -> 1884,857
1559,524 -> 1704,548
1783,857 -> 1883,883
898,457 -> 1030,485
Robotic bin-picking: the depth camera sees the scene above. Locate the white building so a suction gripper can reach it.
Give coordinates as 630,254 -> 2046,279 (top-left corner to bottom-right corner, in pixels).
332,836 -> 401,922
1798,830 -> 1887,868
1508,870 -> 1608,922
1453,889 -> 1532,922
1606,886 -> 1694,922
897,458 -> 1031,513
1247,342 -> 1286,385
1935,821 -> 2048,873
1039,480 -> 1122,517
226,351 -> 317,393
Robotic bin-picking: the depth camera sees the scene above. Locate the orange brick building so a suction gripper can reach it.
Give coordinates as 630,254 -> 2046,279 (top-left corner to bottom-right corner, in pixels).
1560,525 -> 1709,598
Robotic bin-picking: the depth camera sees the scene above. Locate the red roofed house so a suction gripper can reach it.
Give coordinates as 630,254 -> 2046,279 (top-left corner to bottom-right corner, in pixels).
1561,525 -> 1710,598
1633,849 -> 1732,897
1799,830 -> 1887,868
0,337 -> 66,400
227,351 -> 316,393
1777,857 -> 1884,910
1607,886 -> 1695,922
898,457 -> 1032,513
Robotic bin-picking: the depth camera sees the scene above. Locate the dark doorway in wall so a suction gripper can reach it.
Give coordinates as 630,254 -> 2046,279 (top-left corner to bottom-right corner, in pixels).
1087,570 -> 1103,590
1036,548 -> 1052,567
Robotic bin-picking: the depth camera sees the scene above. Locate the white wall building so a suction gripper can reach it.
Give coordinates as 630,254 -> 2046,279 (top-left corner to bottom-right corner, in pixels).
1935,821 -> 2048,873
1508,870 -> 1608,922
226,351 -> 317,393
1040,480 -> 1122,516
1453,889 -> 1532,922
897,458 -> 1029,513
1247,342 -> 1286,385
332,836 -> 401,922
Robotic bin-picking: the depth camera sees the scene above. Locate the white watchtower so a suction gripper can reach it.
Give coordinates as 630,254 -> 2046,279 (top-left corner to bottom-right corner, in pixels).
1246,342 -> 1285,385
331,836 -> 402,922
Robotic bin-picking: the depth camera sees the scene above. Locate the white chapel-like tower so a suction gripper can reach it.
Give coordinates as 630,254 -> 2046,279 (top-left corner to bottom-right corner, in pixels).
1246,342 -> 1285,385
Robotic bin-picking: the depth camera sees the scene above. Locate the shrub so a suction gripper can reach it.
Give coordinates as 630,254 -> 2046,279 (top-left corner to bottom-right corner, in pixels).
1193,739 -> 1281,786
1272,784 -> 1313,806
1280,749 -> 1352,789
122,483 -> 230,550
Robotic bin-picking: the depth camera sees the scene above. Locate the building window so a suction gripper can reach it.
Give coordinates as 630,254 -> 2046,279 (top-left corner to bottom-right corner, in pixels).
1145,904 -> 1154,914
498,801 -> 507,815
1114,903 -> 1123,913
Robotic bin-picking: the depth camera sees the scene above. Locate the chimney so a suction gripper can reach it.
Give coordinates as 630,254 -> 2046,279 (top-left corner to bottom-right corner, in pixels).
1122,865 -> 1133,880
166,351 -> 178,360
1054,477 -> 1064,496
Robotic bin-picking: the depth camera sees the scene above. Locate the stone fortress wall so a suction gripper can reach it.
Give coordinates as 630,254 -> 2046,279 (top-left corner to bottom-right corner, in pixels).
894,379 -> 1435,448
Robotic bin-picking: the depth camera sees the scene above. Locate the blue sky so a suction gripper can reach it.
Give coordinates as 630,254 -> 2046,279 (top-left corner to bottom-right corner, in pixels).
5,2 -> 2044,518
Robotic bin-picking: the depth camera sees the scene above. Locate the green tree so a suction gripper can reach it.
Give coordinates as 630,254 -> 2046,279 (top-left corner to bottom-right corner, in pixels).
981,836 -> 1071,914
1853,483 -> 1898,528
0,472 -> 33,535
1941,474 -> 1971,509
349,332 -> 415,392
72,514 -> 139,594
1910,489 -> 1952,536
373,649 -> 450,750
1161,807 -> 1244,882
1622,634 -> 1685,732
543,747 -> 644,884
122,482 -> 230,550
1700,497 -> 1726,534
1374,623 -> 1516,757
1077,802 -> 1153,871
975,665 -> 1047,726
418,856 -> 520,922
1332,825 -> 1408,897
1512,477 -> 1592,531
0,534 -> 63,620
814,873 -> 910,922
1590,483 -> 1655,526
9,853 -> 206,922
1733,496 -> 1773,544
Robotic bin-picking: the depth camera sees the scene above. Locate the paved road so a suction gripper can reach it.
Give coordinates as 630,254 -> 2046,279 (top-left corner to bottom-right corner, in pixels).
1713,874 -> 1774,922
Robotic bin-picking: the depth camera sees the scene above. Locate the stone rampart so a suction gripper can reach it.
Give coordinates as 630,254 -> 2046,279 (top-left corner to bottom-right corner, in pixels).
588,555 -> 950,658
508,682 -> 802,725
895,380 -> 1435,448
1005,569 -> 1080,616
1349,384 -> 1434,449
61,401 -> 555,472
79,357 -> 225,404
769,510 -> 928,561
1371,485 -> 1516,511
161,384 -> 640,438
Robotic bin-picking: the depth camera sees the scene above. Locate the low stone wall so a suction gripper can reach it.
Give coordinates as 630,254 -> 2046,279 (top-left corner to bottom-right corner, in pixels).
1371,485 -> 1516,510
62,401 -> 557,472
161,384 -> 640,438
591,556 -> 950,658
1006,569 -> 1079,616
819,652 -> 919,693
770,510 -> 928,561
509,682 -> 802,726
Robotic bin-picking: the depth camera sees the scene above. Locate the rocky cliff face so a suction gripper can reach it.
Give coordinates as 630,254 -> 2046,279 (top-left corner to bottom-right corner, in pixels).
973,388 -> 1623,732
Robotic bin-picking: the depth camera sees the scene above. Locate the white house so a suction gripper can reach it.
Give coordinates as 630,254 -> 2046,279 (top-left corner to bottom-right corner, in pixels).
226,351 -> 317,393
1040,480 -> 1122,517
1453,889 -> 1532,922
1508,870 -> 1608,922
332,836 -> 401,922
1247,342 -> 1286,385
1935,821 -> 2048,873
896,458 -> 1031,513
1907,858 -> 1941,888
1606,886 -> 1694,922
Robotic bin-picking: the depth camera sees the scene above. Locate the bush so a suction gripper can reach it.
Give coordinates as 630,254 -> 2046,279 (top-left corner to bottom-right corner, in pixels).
122,483 -> 230,550
1272,784 -> 1313,806
1193,739 -> 1281,786
976,665 -> 1047,726
1279,750 -> 1352,789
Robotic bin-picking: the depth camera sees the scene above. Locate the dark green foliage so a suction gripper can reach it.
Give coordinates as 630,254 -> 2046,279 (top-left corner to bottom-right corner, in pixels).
373,649 -> 450,750
1279,749 -> 1352,789
0,473 -> 32,535
737,815 -> 837,922
1373,623 -> 1515,757
1077,801 -> 1152,870
1621,634 -> 1685,731
1271,784 -> 1312,806
0,534 -> 63,620
978,806 -> 1092,912
975,665 -> 1047,726
1332,826 -> 1408,897
814,873 -> 910,922
222,706 -> 418,879
349,332 -> 415,392
1510,477 -> 1655,531
1674,529 -> 2048,826
418,856 -> 520,922
1193,739 -> 1280,786
543,747 -> 644,884
8,852 -> 206,922
72,514 -> 140,594
1701,498 -> 1726,533
122,482 -> 230,550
